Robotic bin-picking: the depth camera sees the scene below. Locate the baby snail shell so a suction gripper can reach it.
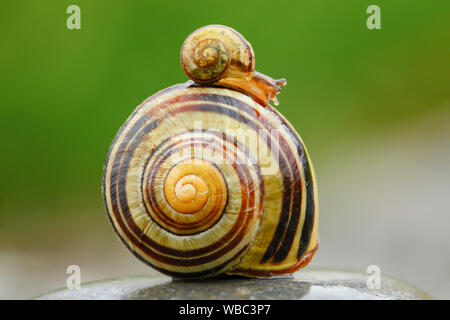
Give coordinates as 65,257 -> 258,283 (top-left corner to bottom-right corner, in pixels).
102,25 -> 319,279
180,25 -> 287,106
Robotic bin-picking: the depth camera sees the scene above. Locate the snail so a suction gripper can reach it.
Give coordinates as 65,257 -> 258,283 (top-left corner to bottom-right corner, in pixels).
102,25 -> 319,278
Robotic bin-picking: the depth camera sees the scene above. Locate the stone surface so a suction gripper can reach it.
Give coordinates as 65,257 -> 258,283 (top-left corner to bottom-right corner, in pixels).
36,269 -> 431,300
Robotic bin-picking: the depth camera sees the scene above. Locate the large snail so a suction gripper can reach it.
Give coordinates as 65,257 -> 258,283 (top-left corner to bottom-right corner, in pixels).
102,25 -> 319,278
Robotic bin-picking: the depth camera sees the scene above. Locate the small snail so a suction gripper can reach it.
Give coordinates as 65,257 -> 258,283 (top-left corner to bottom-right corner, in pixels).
102,25 -> 319,278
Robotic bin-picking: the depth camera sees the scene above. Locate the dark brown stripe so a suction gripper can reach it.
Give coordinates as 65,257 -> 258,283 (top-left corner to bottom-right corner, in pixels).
266,107 -> 316,260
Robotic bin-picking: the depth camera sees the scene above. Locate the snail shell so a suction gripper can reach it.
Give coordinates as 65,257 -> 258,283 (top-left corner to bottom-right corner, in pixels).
180,25 -> 254,84
181,25 -> 287,106
102,26 -> 318,278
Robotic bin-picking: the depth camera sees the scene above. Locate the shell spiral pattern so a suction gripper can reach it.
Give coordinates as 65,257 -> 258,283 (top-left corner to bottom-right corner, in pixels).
102,84 -> 318,278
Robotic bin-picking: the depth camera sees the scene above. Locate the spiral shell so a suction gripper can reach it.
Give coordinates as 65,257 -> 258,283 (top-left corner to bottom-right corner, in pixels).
102,84 -> 318,278
180,25 -> 254,84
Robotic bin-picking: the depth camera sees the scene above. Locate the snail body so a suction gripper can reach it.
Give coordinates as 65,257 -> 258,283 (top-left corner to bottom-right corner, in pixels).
102,25 -> 318,278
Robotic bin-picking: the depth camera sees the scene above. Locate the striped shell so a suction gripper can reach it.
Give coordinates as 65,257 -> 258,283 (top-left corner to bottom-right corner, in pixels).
102,83 -> 319,278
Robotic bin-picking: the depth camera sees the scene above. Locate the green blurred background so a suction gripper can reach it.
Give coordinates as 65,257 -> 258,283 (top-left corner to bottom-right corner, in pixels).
1,1 -> 449,299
